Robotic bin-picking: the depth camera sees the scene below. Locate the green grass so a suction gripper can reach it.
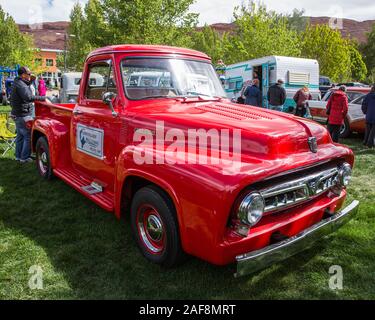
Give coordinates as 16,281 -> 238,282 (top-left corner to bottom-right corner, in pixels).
0,105 -> 11,113
0,136 -> 374,300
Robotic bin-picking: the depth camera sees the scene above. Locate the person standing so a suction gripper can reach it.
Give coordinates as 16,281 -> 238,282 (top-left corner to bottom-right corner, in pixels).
215,59 -> 226,77
10,66 -> 48,163
243,79 -> 261,107
267,79 -> 286,111
326,86 -> 348,143
361,84 -> 375,148
294,86 -> 312,118
38,77 -> 47,96
29,75 -> 38,118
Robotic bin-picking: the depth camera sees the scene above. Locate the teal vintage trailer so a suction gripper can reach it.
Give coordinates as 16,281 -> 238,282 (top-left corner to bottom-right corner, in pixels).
224,56 -> 320,112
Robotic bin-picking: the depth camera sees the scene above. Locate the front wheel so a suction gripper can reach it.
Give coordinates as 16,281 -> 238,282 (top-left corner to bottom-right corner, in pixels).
36,136 -> 54,180
130,186 -> 185,268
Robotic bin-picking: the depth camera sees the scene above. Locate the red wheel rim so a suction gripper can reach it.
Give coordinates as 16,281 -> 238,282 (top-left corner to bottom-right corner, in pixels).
136,204 -> 166,255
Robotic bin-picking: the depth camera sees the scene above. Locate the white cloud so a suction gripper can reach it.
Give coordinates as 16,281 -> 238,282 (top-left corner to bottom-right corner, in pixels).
190,0 -> 375,25
0,0 -> 374,25
0,0 -> 88,24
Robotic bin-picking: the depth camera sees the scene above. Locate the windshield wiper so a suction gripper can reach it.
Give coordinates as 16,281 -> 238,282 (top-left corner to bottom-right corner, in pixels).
141,95 -> 176,100
178,92 -> 224,102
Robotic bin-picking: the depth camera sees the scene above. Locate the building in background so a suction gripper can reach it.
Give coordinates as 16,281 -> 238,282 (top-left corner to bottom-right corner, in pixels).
35,48 -> 63,87
18,22 -> 69,88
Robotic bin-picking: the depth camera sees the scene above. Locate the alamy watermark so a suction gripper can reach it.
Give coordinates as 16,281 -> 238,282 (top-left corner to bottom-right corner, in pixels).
28,265 -> 43,290
328,5 -> 344,30
329,265 -> 343,290
133,121 -> 243,173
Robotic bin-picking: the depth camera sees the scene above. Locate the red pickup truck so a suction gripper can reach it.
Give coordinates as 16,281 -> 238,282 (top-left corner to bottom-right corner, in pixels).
32,45 -> 359,277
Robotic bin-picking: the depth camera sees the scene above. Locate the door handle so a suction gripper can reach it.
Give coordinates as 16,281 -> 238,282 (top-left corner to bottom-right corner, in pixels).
73,109 -> 84,116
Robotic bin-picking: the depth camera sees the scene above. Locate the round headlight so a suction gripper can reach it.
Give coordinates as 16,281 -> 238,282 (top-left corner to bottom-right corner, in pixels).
338,163 -> 352,187
238,193 -> 265,226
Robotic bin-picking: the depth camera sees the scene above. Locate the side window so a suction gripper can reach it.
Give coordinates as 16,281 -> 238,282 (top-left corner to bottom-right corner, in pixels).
323,91 -> 332,101
353,96 -> 365,105
85,61 -> 117,100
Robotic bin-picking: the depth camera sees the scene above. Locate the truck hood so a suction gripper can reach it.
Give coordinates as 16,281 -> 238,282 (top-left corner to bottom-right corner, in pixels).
129,99 -> 331,160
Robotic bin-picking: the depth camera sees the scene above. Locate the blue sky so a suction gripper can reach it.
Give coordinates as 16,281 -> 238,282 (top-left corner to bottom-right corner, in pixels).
0,0 -> 374,25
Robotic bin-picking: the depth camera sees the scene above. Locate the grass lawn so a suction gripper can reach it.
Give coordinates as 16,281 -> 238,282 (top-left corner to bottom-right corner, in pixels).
0,105 -> 11,113
0,134 -> 374,300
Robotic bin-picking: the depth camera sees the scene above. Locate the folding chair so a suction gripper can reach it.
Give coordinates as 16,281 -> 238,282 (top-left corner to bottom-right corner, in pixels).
0,112 -> 17,157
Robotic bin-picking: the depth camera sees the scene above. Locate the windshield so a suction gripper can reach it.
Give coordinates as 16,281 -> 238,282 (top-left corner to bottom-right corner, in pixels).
121,58 -> 226,100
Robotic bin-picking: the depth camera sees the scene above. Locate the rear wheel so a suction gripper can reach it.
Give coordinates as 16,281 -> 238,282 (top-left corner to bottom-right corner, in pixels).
36,136 -> 53,180
130,186 -> 185,267
340,118 -> 351,139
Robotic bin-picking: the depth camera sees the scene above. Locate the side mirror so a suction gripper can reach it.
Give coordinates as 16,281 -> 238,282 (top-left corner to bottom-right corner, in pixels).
102,91 -> 116,104
102,92 -> 118,117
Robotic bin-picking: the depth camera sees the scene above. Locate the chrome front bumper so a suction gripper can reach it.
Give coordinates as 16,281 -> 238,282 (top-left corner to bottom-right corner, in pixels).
235,200 -> 359,278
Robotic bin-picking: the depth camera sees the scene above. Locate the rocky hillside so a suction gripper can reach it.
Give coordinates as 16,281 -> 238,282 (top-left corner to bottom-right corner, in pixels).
18,17 -> 374,50
204,17 -> 374,43
18,21 -> 69,50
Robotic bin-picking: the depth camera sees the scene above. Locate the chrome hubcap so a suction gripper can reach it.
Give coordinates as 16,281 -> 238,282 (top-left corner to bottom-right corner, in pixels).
340,123 -> 346,135
38,151 -> 48,174
137,207 -> 165,254
146,215 -> 163,242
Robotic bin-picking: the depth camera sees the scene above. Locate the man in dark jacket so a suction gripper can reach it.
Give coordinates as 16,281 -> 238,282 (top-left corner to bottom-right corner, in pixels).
362,84 -> 375,148
267,79 -> 286,111
243,79 -> 261,107
326,86 -> 348,143
10,66 -> 47,163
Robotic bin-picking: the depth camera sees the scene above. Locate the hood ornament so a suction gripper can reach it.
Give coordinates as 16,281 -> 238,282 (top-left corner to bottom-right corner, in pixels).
308,137 -> 318,153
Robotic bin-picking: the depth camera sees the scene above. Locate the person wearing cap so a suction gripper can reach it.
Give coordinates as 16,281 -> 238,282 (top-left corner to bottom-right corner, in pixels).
326,86 -> 348,143
361,84 -> 375,148
10,66 -> 48,163
267,79 -> 286,111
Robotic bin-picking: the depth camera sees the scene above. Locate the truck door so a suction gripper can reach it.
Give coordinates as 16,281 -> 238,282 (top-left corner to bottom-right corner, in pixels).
71,58 -> 121,192
262,63 -> 269,108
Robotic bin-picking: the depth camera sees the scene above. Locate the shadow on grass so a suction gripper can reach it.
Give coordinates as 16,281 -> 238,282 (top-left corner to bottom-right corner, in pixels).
0,157 -> 363,300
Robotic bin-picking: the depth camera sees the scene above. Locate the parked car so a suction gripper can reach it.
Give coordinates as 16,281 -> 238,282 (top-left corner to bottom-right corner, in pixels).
337,82 -> 369,88
308,87 -> 370,138
319,76 -> 333,97
31,45 -> 358,277
59,72 -> 104,103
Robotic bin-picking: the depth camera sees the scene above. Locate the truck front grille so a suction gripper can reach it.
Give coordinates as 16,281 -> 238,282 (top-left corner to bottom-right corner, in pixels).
261,167 -> 339,213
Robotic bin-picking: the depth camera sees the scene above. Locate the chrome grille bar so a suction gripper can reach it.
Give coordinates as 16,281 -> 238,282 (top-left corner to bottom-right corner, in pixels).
261,167 -> 339,213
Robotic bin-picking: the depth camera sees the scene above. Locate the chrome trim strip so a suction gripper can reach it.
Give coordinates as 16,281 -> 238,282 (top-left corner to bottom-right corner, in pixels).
261,167 -> 339,213
235,200 -> 359,278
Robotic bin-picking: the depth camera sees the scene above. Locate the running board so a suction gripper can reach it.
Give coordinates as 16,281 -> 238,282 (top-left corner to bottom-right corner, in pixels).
54,168 -> 114,212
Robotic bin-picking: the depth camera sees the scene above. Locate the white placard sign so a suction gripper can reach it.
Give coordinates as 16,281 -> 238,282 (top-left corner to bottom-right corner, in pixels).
76,124 -> 104,159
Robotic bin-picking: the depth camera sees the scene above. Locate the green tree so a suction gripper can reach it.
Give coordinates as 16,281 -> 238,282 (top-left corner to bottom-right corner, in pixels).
301,24 -> 351,82
286,8 -> 310,32
0,5 -> 37,68
67,0 -> 198,70
348,42 -> 367,82
225,1 -> 301,64
66,2 -> 93,70
191,26 -> 231,64
361,23 -> 375,83
103,0 -> 198,46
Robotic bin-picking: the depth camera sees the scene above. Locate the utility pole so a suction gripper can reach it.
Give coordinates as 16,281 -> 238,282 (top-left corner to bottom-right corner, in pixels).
64,33 -> 67,73
56,33 -> 76,73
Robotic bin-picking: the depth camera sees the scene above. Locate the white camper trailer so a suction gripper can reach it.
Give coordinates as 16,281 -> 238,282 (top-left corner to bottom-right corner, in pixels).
224,56 -> 320,112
